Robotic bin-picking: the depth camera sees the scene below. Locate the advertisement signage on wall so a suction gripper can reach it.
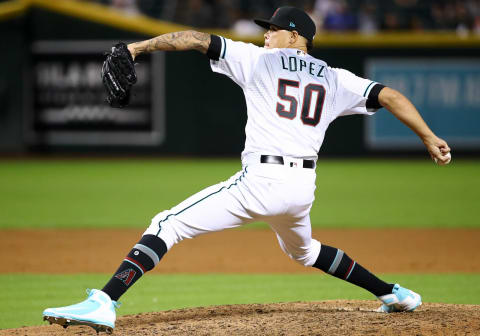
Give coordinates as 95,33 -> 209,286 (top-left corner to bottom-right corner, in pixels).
366,59 -> 480,149
27,41 -> 165,146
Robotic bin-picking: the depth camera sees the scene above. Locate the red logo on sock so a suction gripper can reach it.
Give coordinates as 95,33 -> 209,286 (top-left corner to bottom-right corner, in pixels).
115,268 -> 136,286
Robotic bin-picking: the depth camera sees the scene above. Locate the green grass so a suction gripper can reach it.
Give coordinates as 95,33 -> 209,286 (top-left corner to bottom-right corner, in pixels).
0,159 -> 478,229
0,273 -> 479,329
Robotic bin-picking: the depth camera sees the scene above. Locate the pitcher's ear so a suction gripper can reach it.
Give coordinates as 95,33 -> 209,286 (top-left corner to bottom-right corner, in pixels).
290,30 -> 299,43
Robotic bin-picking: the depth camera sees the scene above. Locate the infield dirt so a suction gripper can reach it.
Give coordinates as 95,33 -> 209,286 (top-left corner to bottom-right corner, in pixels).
2,228 -> 480,273
1,228 -> 480,335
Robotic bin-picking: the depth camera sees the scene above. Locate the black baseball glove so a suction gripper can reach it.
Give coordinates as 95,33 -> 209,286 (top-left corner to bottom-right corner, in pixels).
101,42 -> 137,108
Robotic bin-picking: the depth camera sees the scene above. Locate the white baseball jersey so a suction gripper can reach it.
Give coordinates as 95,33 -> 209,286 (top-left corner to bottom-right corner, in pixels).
210,37 -> 381,161
145,36 -> 385,268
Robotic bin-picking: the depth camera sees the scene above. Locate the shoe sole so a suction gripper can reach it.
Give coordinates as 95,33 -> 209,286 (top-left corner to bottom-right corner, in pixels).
377,299 -> 422,313
43,315 -> 113,334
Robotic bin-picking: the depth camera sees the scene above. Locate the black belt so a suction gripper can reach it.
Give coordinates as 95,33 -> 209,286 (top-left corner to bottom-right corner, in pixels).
260,155 -> 315,169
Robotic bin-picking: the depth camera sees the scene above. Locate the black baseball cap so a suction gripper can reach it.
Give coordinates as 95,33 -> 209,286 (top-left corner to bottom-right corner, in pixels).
254,6 -> 316,42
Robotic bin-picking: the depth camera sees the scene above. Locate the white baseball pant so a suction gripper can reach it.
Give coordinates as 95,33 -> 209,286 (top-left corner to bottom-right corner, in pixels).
143,155 -> 321,267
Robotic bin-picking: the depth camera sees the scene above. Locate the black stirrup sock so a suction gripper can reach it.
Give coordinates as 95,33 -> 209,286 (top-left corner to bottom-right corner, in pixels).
312,244 -> 394,297
102,235 -> 167,301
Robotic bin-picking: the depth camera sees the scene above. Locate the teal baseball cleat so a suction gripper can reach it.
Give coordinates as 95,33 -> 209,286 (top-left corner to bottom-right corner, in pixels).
376,283 -> 422,313
43,289 -> 119,334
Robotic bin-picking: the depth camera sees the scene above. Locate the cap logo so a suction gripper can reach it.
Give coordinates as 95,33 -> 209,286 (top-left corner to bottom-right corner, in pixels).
289,22 -> 296,28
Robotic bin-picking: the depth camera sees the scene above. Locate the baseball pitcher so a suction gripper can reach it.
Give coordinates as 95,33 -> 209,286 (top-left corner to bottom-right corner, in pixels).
43,6 -> 451,333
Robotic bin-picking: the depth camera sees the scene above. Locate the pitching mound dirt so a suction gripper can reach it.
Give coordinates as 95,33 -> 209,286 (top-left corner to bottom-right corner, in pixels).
2,301 -> 480,336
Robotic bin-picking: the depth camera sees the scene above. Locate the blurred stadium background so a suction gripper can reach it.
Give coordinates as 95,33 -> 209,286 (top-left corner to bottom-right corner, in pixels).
0,0 -> 479,156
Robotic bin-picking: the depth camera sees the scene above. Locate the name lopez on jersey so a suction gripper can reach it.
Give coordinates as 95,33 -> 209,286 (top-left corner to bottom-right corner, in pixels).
281,56 -> 325,77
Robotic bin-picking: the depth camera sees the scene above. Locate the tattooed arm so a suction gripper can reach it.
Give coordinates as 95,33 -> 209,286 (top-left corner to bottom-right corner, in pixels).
127,31 -> 210,60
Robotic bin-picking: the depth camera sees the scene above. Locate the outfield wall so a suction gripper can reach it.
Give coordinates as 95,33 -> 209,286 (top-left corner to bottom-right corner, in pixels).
1,0 -> 479,155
